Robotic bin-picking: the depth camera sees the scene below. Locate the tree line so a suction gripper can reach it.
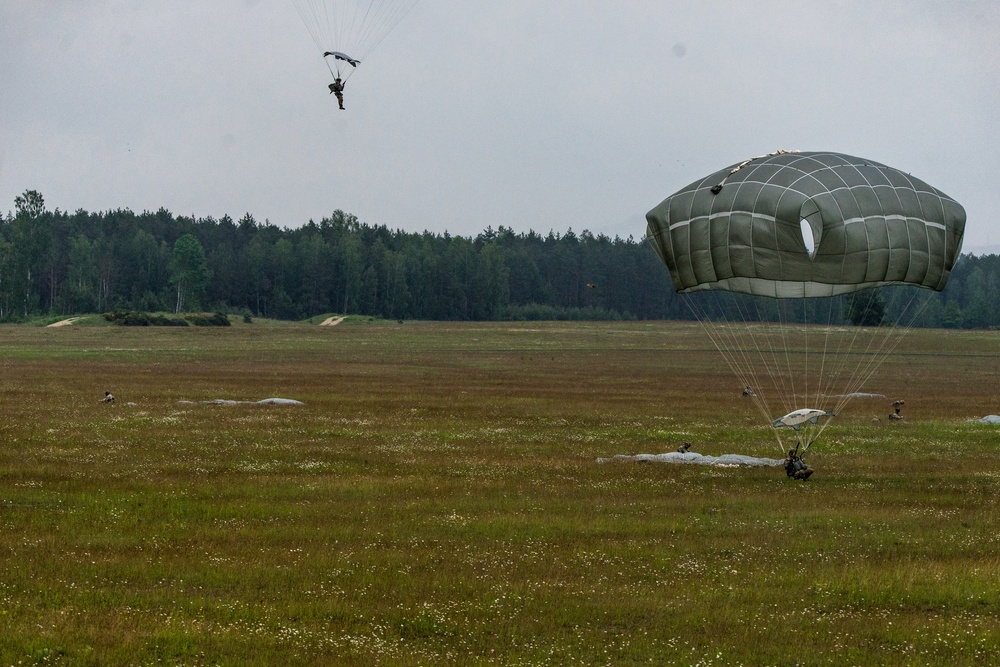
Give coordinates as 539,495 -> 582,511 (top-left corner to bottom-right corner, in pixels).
0,190 -> 995,328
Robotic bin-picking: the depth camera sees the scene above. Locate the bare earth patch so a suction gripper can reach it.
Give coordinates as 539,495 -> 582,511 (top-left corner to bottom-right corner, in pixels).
319,316 -> 345,326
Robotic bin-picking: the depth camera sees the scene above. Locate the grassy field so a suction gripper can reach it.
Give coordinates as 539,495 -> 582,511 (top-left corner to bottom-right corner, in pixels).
1,318 -> 999,666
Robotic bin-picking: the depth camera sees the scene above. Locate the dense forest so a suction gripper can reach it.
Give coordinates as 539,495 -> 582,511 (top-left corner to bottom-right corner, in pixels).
0,190 -> 995,328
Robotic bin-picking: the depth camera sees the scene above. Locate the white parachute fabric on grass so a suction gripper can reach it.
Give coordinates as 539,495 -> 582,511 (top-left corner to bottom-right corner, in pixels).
177,398 -> 305,406
598,452 -> 783,467
975,415 -> 1000,424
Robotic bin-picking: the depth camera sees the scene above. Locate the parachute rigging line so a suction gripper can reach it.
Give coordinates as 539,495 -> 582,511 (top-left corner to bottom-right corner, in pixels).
292,0 -> 420,81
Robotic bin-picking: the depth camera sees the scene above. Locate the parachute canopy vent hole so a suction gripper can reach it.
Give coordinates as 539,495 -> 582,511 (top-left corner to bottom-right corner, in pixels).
800,218 -> 818,260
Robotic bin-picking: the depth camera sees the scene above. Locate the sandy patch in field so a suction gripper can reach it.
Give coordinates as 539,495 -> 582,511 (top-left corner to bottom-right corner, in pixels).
319,316 -> 345,326
47,317 -> 83,327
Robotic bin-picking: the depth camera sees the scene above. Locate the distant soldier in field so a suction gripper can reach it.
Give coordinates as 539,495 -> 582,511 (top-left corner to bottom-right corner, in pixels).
742,386 -> 755,397
101,391 -> 115,404
677,442 -> 692,453
889,399 -> 905,421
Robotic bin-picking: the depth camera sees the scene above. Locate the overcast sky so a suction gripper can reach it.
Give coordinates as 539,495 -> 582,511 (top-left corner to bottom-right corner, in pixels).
2,1 -> 997,251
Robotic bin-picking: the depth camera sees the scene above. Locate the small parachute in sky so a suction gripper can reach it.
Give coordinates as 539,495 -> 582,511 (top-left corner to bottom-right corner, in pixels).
324,51 -> 359,67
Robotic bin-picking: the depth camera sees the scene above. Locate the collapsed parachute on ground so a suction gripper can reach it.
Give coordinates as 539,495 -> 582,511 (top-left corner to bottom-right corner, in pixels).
646,151 -> 966,452
292,0 -> 419,81
177,398 -> 305,406
598,452 -> 783,467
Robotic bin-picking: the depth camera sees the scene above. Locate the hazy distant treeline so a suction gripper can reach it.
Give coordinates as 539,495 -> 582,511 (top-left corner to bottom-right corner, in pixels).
0,190 -> 995,327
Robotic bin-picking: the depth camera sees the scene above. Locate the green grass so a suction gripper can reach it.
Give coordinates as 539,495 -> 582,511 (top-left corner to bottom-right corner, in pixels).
1,320 -> 999,665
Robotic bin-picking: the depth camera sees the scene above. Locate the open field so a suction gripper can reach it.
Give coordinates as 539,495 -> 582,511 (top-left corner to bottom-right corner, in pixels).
2,318 -> 1000,665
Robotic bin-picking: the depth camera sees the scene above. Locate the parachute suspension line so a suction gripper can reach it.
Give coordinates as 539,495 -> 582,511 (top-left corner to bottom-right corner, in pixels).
835,289 -> 928,416
723,299 -> 778,420
748,298 -> 802,452
292,0 -> 332,53
783,298 -> 818,452
807,289 -> 930,449
810,296 -> 846,413
685,295 -> 792,453
800,301 -> 808,411
832,295 -> 898,415
811,299 -> 837,412
337,61 -> 354,82
797,299 -> 810,413
350,0 -> 420,62
740,295 -> 836,454
823,296 -> 857,404
732,296 -> 795,418
735,298 -> 790,445
821,298 -> 880,423
781,296 -> 840,455
805,298 -> 868,424
684,286 -> 928,457
812,297 -> 834,410
709,290 -> 922,456
327,0 -> 420,64
804,295 -> 877,452
776,299 -> 801,416
684,298 -> 772,430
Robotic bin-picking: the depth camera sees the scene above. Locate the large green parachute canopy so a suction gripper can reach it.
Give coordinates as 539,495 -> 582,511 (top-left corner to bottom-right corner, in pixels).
646,151 -> 967,299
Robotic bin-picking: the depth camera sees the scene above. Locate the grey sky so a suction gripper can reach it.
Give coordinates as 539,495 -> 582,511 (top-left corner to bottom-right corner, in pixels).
2,1 -> 997,251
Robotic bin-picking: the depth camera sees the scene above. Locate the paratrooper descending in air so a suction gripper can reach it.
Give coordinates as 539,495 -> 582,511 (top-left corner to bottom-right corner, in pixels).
328,77 -> 346,109
292,0 -> 419,108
